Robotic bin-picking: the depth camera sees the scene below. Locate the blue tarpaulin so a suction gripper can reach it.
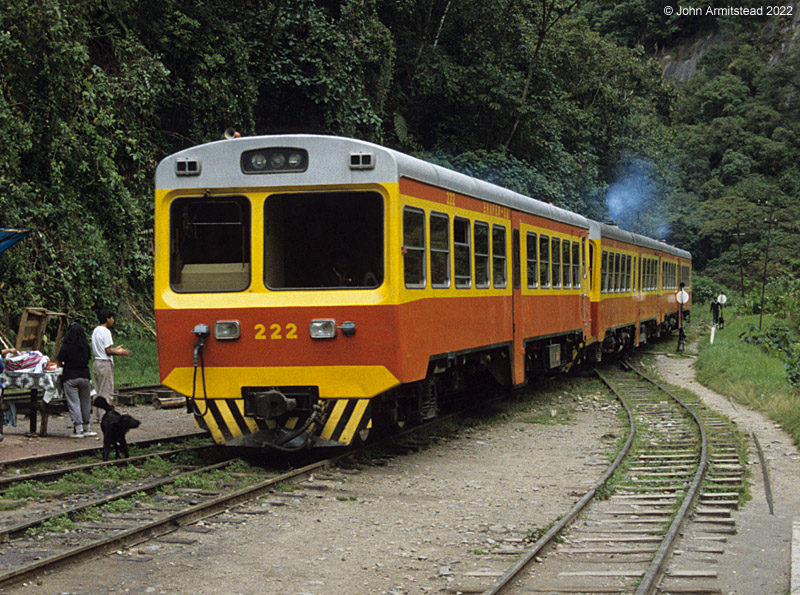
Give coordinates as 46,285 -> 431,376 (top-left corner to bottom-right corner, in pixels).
0,229 -> 31,255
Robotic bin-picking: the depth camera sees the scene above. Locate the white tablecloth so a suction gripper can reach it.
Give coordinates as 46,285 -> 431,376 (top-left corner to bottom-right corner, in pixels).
0,371 -> 64,403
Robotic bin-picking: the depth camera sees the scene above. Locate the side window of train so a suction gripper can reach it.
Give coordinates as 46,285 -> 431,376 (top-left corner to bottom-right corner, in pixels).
513,229 -> 521,290
492,225 -> 507,288
601,250 -> 608,293
170,196 -> 251,293
430,212 -> 450,288
539,234 -> 550,288
474,221 -> 490,288
614,252 -> 622,292
454,217 -> 472,288
561,239 -> 571,289
626,255 -> 632,292
572,241 -> 580,289
403,207 -> 426,288
526,231 -> 538,289
551,237 -> 561,289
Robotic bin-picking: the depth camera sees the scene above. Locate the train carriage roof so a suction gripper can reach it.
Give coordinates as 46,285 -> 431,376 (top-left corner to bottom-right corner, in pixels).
156,134 -> 589,230
590,221 -> 691,259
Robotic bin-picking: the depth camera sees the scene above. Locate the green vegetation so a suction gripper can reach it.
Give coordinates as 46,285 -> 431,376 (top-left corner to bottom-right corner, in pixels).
695,313 -> 800,447
26,514 -> 75,536
2,481 -> 43,500
1,1 -> 796,335
113,335 -> 160,386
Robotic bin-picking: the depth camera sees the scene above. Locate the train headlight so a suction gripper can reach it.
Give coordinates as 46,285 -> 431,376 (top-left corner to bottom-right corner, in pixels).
269,152 -> 286,169
241,148 -> 308,174
309,319 -> 337,339
248,152 -> 268,170
214,320 -> 241,340
287,152 -> 303,168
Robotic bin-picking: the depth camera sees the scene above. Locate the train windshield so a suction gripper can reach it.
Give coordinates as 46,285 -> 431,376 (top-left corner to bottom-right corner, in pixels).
169,196 -> 251,293
264,191 -> 384,290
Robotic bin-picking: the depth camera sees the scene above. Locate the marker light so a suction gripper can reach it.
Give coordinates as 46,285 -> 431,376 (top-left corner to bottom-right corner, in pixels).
309,319 -> 337,339
214,320 -> 241,340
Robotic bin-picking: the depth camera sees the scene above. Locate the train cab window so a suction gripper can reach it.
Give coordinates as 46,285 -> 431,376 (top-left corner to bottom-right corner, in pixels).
265,191 -> 384,289
430,212 -> 451,288
474,221 -> 490,288
588,242 -> 594,292
561,240 -> 571,289
454,217 -> 472,288
170,196 -> 251,293
526,231 -> 538,289
492,225 -> 507,288
551,237 -> 561,289
402,207 -> 426,288
572,241 -> 580,289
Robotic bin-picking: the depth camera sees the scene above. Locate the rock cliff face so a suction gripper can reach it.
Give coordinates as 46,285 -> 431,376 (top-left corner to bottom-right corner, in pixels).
659,2 -> 800,81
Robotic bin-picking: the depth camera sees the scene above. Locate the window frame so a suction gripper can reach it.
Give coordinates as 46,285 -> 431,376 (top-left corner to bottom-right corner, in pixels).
492,224 -> 508,288
403,207 -> 427,289
454,216 -> 472,289
526,231 -> 538,289
474,221 -> 490,289
430,211 -> 451,289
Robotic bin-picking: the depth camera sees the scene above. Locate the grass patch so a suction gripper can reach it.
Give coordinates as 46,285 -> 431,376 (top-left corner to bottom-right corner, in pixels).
694,312 -> 800,447
3,481 -> 43,500
103,498 -> 135,513
26,515 -> 75,536
111,334 -> 159,387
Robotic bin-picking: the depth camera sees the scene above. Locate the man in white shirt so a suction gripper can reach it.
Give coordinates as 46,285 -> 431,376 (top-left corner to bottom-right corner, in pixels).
91,309 -> 131,410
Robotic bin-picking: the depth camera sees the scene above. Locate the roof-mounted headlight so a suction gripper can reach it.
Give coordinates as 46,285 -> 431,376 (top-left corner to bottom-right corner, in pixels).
242,148 -> 308,174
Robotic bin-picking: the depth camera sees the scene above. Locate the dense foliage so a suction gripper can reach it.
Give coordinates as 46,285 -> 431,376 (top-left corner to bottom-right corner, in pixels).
0,0 -> 798,334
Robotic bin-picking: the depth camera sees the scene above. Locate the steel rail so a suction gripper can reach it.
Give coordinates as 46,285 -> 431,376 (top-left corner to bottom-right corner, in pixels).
0,458 -> 241,541
481,370 -> 636,595
626,362 -> 709,595
0,431 -> 209,468
0,405 -> 467,589
0,457 -> 331,590
0,443 -> 216,489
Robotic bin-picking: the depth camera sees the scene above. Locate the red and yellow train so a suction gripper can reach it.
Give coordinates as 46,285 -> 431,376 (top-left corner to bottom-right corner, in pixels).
154,135 -> 691,449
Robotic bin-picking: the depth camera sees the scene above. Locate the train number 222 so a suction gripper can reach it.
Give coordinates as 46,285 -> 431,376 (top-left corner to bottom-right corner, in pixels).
255,323 -> 298,340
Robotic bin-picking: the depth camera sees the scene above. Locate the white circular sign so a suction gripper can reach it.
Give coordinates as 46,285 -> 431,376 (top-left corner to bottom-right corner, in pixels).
676,289 -> 690,304
717,294 -> 727,304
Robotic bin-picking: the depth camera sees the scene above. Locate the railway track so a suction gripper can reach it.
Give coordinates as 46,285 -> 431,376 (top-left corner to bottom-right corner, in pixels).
0,407 -> 463,590
483,360 -> 746,595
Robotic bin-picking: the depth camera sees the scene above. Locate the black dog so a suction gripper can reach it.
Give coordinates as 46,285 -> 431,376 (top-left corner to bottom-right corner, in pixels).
92,396 -> 141,461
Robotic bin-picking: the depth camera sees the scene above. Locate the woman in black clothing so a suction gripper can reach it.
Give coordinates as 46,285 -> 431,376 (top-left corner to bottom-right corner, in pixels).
58,322 -> 97,438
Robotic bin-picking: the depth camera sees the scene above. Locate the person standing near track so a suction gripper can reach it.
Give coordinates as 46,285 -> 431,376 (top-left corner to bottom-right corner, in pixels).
58,322 -> 97,438
91,309 -> 131,416
710,296 -> 721,327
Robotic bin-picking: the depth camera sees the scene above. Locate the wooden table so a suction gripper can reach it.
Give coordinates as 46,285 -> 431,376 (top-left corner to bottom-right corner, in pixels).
0,371 -> 64,436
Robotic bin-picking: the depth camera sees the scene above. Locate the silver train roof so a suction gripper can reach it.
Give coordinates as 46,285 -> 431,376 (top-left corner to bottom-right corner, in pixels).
156,134 -> 588,229
156,134 -> 691,258
589,221 -> 691,259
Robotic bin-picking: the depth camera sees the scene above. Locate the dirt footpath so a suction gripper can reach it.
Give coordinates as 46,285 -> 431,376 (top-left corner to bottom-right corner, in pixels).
1,402 -> 200,463
643,350 -> 800,595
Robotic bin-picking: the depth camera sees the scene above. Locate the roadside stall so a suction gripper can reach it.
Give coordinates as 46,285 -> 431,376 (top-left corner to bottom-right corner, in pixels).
0,229 -> 69,436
